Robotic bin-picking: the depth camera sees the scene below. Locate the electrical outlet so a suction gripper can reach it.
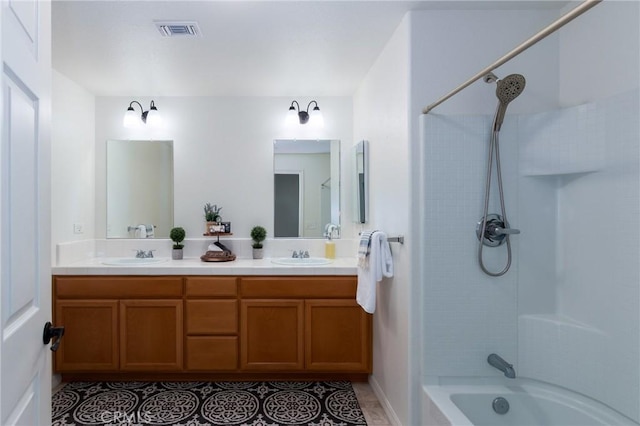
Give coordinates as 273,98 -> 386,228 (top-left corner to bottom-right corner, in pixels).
73,223 -> 84,234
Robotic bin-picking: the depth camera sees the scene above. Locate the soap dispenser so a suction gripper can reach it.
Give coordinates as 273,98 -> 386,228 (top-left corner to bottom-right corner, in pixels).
324,224 -> 337,259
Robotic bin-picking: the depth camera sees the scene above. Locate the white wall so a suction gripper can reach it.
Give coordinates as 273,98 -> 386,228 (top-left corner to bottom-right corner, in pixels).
51,71 -> 96,260
353,15 -> 410,426
94,96 -> 354,245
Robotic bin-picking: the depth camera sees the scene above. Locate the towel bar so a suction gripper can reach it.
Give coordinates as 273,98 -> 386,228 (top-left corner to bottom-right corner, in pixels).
387,236 -> 404,244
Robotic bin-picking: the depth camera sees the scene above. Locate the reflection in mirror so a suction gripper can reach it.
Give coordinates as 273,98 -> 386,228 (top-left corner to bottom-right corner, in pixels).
273,139 -> 340,238
354,140 -> 368,224
106,140 -> 174,238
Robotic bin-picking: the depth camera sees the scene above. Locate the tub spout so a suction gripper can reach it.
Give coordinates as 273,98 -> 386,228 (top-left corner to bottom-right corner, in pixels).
487,353 -> 516,378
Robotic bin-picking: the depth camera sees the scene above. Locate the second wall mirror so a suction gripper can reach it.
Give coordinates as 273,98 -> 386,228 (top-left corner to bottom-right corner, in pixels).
273,139 -> 340,238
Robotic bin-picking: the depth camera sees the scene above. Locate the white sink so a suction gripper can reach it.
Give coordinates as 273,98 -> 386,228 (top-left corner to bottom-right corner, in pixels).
100,258 -> 168,266
270,257 -> 333,266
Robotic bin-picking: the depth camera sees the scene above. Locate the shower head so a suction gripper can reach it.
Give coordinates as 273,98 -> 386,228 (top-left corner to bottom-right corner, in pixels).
493,74 -> 526,131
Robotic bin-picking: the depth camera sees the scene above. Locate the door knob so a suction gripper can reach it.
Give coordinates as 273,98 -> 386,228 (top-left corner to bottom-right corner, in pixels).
43,322 -> 65,352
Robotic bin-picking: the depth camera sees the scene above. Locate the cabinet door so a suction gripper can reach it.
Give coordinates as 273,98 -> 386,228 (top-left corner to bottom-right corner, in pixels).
55,300 -> 119,371
305,300 -> 371,372
120,300 -> 183,371
240,300 -> 303,370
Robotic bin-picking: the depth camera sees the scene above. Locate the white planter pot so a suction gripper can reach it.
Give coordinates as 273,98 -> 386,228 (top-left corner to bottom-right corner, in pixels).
172,248 -> 184,260
252,248 -> 264,259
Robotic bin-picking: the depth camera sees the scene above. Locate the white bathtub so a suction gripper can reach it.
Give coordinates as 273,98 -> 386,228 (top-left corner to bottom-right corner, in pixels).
423,378 -> 639,426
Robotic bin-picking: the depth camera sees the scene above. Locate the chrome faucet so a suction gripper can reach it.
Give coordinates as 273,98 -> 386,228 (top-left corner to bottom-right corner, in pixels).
291,250 -> 310,258
135,250 -> 155,258
324,223 -> 340,239
487,353 -> 516,378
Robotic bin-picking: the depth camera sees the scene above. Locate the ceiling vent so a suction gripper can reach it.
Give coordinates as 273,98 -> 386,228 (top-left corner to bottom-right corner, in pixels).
154,21 -> 201,37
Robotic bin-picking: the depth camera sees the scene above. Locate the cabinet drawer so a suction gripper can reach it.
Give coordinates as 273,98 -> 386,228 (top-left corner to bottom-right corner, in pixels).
186,300 -> 238,335
55,276 -> 183,299
186,336 -> 237,371
240,276 -> 356,298
185,277 -> 238,297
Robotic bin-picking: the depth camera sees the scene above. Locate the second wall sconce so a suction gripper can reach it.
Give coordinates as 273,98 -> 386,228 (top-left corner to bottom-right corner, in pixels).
287,100 -> 324,126
123,100 -> 161,128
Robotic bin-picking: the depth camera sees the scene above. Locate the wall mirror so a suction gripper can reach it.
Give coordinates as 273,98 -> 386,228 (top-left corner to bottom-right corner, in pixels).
106,140 -> 174,238
354,140 -> 369,224
273,139 -> 340,238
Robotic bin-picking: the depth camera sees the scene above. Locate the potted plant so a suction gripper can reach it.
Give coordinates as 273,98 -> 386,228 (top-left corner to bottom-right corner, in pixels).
204,203 -> 223,234
170,227 -> 186,260
250,226 -> 267,259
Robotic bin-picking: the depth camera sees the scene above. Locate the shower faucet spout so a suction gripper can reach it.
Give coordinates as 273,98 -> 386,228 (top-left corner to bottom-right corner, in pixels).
488,353 -> 516,378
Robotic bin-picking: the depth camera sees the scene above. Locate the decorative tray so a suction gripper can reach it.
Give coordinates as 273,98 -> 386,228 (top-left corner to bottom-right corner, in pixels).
200,251 -> 236,262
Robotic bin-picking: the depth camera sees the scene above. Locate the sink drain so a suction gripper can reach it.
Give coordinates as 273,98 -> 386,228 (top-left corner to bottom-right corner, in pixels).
492,396 -> 510,415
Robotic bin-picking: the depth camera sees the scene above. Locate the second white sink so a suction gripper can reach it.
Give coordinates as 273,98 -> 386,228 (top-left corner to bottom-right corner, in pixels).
271,257 -> 333,266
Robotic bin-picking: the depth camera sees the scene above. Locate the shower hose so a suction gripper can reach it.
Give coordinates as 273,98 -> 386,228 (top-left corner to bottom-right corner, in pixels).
478,130 -> 513,277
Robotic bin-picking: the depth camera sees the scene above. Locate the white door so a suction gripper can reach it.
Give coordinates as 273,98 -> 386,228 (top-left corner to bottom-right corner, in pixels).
1,0 -> 52,424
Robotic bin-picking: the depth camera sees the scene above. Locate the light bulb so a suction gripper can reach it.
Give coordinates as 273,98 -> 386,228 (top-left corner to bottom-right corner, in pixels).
309,106 -> 324,127
123,108 -> 138,128
285,106 -> 298,126
146,107 -> 161,126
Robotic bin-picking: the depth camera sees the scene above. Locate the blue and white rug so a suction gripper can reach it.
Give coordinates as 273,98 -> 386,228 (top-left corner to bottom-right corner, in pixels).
52,381 -> 368,426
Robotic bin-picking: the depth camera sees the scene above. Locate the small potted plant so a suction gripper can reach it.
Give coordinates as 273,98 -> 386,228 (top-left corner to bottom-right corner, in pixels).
204,203 -> 223,234
250,226 -> 267,259
170,227 -> 186,260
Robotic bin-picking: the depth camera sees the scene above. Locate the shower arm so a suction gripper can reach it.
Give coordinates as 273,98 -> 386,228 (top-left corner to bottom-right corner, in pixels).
422,0 -> 601,115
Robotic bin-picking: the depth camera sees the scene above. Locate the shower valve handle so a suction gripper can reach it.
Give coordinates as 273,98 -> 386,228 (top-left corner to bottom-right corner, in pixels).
492,226 -> 520,235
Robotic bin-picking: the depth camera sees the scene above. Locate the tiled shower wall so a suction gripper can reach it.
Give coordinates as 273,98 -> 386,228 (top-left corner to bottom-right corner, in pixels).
421,113 -> 519,380
421,89 -> 639,421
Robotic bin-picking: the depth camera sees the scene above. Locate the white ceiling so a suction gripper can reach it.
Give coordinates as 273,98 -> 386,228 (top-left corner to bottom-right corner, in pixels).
52,0 -> 566,97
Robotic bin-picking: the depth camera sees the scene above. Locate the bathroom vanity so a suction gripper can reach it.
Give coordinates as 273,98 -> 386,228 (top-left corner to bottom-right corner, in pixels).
52,272 -> 371,381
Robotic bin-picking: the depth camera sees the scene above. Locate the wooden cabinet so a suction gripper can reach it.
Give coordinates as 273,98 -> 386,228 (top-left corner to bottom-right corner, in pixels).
53,276 -> 183,373
239,276 -> 371,374
240,300 -> 304,370
305,300 -> 370,371
54,300 -> 118,371
120,300 -> 183,371
53,274 -> 371,379
185,277 -> 238,371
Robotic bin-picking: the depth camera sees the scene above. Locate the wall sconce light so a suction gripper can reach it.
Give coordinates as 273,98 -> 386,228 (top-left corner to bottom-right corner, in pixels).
287,100 -> 324,127
123,100 -> 161,128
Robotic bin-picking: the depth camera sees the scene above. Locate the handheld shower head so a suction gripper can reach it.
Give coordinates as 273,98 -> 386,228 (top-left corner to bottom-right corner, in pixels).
493,74 -> 525,131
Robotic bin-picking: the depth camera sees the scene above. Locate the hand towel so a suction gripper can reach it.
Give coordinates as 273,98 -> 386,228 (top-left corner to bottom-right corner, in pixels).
136,224 -> 147,239
145,224 -> 155,238
357,231 -> 394,314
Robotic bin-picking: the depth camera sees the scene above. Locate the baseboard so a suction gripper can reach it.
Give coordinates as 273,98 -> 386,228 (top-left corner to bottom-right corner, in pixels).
368,374 -> 403,426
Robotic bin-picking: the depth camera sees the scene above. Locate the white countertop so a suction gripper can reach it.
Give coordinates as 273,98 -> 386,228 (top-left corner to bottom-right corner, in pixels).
52,257 -> 357,276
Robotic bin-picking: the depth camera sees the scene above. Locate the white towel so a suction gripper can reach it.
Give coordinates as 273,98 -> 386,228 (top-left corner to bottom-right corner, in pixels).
357,231 -> 394,314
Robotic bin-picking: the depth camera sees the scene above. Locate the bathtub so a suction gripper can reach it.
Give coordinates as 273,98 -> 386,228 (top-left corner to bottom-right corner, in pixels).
423,377 -> 639,426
